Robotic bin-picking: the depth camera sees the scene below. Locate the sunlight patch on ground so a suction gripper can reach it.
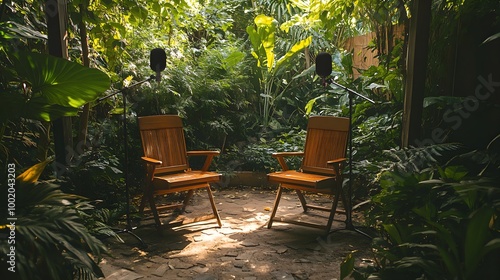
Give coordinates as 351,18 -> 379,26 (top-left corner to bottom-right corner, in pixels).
236,212 -> 269,232
164,210 -> 271,260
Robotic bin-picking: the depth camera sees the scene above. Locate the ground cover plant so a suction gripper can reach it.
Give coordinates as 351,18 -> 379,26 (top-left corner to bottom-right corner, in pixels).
341,137 -> 500,280
0,160 -> 112,280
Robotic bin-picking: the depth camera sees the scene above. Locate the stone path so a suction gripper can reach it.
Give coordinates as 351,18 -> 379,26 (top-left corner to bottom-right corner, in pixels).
99,188 -> 372,280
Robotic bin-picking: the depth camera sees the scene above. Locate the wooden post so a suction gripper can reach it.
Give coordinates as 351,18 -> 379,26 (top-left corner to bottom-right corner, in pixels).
401,0 -> 432,147
77,3 -> 91,149
46,0 -> 72,175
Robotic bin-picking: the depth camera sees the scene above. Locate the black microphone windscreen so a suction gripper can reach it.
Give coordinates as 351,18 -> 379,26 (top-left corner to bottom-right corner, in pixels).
315,52 -> 332,78
150,48 -> 166,72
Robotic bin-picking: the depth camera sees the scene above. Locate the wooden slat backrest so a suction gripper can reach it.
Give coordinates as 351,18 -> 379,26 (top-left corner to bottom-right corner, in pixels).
301,116 -> 349,175
138,115 -> 189,174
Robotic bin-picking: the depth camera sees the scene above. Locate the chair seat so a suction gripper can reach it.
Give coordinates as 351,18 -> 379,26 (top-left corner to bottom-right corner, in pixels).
268,170 -> 336,189
267,116 -> 349,235
139,115 -> 222,229
153,171 -> 221,189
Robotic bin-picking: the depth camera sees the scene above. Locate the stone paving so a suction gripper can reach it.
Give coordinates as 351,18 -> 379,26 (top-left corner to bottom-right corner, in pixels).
99,188 -> 372,280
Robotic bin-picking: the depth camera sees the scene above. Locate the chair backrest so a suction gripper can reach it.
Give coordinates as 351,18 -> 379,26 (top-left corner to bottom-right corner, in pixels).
138,115 -> 189,174
301,116 -> 350,175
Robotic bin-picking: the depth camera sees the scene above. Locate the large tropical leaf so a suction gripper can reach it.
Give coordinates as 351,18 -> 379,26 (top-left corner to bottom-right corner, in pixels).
11,51 -> 110,108
256,15 -> 277,70
23,96 -> 81,122
247,14 -> 278,71
275,35 -> 312,71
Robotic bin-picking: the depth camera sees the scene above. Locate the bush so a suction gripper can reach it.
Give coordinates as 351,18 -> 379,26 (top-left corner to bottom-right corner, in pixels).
341,136 -> 500,280
0,162 -> 109,280
219,128 -> 306,173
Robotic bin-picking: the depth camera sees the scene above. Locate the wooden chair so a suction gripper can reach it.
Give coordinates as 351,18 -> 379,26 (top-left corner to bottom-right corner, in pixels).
267,116 -> 349,235
138,115 -> 222,228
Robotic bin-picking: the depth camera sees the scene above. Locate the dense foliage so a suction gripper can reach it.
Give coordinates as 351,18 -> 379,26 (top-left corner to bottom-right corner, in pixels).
0,161 -> 112,280
341,137 -> 500,280
1,0 -> 499,279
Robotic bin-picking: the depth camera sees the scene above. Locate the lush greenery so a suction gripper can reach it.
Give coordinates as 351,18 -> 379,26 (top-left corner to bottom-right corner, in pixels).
0,160 -> 114,280
1,0 -> 499,279
341,137 -> 500,280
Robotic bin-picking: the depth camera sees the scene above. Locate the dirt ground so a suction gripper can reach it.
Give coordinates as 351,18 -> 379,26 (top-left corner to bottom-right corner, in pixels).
99,187 -> 374,280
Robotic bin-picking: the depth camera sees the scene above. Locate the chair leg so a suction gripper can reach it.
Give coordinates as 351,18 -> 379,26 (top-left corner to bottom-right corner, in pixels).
206,186 -> 222,227
295,190 -> 308,212
268,186 -> 284,229
340,186 -> 350,223
325,189 -> 342,234
181,190 -> 195,212
139,193 -> 147,216
146,187 -> 161,227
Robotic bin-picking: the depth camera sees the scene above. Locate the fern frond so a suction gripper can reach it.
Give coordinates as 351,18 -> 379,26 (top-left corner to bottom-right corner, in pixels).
0,180 -> 106,280
382,143 -> 462,173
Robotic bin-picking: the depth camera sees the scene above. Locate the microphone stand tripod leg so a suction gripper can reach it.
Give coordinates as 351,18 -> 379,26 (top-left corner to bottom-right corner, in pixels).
111,227 -> 147,249
121,91 -> 147,248
330,91 -> 372,240
102,89 -> 147,249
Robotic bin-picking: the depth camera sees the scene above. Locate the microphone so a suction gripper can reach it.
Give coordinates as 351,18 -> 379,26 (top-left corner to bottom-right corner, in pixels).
315,52 -> 332,86
150,48 -> 166,82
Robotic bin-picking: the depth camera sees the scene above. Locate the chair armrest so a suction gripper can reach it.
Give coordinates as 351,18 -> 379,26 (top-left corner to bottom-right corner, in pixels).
272,152 -> 304,171
187,150 -> 220,171
272,152 -> 304,157
141,157 -> 162,165
141,157 -> 162,184
327,158 -> 347,165
327,158 -> 347,176
187,151 -> 220,156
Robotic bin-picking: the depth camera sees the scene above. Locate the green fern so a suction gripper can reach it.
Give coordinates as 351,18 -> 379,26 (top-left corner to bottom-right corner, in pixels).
0,164 -> 107,280
382,143 -> 462,173
75,203 -> 123,242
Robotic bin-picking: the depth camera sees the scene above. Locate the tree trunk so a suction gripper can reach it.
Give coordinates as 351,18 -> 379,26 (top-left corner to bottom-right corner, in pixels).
401,0 -> 431,148
46,0 -> 71,175
77,3 -> 91,149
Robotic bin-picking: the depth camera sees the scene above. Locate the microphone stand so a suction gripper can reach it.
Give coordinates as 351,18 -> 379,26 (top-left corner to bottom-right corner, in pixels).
326,78 -> 374,239
97,75 -> 155,248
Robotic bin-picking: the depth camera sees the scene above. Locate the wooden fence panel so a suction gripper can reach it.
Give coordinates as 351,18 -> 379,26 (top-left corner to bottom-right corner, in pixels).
344,25 -> 405,79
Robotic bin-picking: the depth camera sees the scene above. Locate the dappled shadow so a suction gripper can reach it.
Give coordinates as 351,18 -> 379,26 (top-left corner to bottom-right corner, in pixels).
100,188 -> 373,280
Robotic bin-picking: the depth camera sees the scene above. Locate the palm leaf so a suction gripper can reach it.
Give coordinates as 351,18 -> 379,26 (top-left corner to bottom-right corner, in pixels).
1,163 -> 107,280
0,21 -> 47,40
3,52 -> 110,122
382,143 -> 462,172
12,51 -> 110,108
16,158 -> 51,183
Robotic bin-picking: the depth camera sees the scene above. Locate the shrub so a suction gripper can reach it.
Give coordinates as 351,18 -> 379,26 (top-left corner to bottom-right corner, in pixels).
341,136 -> 500,280
0,161 -> 109,280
